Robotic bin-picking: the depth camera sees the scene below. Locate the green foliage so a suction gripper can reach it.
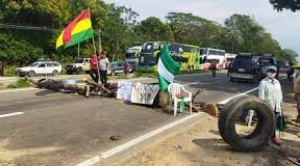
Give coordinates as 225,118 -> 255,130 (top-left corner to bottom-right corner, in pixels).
4,65 -> 17,77
134,17 -> 172,41
7,79 -> 31,89
0,0 -> 298,76
281,49 -> 298,63
270,0 -> 300,12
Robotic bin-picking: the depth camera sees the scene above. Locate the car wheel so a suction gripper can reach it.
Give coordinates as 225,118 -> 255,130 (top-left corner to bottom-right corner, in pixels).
66,69 -> 73,75
76,67 -> 83,75
52,70 -> 58,76
28,71 -> 35,77
218,95 -> 275,152
230,77 -> 235,82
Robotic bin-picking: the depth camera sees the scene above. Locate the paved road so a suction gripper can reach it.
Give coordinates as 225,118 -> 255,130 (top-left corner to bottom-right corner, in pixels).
0,73 -> 268,165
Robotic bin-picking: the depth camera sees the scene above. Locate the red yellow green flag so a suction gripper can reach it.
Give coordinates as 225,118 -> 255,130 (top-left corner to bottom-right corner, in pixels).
56,10 -> 93,50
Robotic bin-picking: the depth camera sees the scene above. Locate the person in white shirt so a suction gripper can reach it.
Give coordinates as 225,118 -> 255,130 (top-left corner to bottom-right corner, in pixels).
99,51 -> 110,85
258,65 -> 283,145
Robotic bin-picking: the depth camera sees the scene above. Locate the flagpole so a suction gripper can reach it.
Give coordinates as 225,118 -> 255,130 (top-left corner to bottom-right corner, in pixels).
98,28 -> 102,53
88,8 -> 101,84
77,43 -> 80,59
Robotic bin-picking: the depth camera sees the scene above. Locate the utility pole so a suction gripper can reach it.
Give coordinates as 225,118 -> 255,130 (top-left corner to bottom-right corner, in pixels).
98,28 -> 102,53
77,44 -> 80,59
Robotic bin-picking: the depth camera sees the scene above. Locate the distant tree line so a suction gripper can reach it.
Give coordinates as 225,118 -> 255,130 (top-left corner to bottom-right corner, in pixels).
0,0 -> 298,75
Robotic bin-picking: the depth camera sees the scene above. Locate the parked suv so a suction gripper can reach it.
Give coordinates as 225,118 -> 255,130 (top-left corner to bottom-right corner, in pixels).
66,58 -> 90,74
228,53 -> 279,82
15,61 -> 62,77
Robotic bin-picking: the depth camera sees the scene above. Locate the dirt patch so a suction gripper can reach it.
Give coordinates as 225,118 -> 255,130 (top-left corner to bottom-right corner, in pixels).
105,81 -> 300,166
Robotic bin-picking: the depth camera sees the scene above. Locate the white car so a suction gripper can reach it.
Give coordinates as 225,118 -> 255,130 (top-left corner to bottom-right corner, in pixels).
15,61 -> 62,77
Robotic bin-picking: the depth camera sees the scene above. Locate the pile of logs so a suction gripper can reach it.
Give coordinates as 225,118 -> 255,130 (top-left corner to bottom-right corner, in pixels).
26,77 -> 118,97
26,77 -> 223,117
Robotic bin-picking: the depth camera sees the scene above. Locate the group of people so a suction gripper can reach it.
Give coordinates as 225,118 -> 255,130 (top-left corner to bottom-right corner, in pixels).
89,51 -> 132,85
258,64 -> 300,145
89,51 -> 110,85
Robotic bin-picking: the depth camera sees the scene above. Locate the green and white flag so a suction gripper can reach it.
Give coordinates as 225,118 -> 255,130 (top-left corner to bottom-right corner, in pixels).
158,42 -> 181,91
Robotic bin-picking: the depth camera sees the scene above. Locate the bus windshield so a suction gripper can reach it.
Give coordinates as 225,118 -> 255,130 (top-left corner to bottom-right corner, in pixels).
125,52 -> 136,59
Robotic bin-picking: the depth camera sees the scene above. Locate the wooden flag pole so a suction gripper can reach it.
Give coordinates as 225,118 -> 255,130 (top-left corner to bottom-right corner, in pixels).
98,28 -> 102,53
77,43 -> 80,59
88,8 -> 100,84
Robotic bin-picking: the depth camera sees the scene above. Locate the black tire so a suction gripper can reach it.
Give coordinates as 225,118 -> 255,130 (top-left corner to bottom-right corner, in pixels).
218,95 -> 275,152
28,71 -> 35,77
52,70 -> 58,76
229,77 -> 235,82
76,67 -> 83,74
66,70 -> 73,75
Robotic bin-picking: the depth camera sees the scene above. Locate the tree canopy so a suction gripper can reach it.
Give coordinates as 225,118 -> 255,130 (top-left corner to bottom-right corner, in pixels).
0,0 -> 298,69
270,0 -> 300,12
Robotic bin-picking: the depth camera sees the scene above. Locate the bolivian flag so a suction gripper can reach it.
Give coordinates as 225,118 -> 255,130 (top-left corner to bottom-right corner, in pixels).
56,10 -> 94,50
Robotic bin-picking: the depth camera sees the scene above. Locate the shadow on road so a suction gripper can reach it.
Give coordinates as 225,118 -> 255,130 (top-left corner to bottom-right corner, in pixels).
35,89 -> 59,96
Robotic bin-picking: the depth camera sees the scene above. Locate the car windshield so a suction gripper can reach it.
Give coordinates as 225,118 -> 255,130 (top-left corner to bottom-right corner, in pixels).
233,56 -> 253,68
125,52 -> 136,59
30,62 -> 40,67
258,58 -> 273,66
75,59 -> 84,63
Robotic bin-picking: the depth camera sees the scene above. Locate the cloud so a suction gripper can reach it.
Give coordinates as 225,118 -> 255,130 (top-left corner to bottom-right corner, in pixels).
104,0 -> 300,55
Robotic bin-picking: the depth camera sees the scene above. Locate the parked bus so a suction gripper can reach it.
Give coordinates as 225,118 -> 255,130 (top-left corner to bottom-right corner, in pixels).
200,48 -> 226,70
125,46 -> 142,63
225,53 -> 237,69
138,41 -> 201,71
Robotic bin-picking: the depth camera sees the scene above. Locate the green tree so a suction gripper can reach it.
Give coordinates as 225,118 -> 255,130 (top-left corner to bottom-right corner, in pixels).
270,0 -> 300,12
134,17 -> 172,41
225,14 -> 265,52
0,0 -> 108,66
166,12 -> 223,47
102,3 -> 139,60
281,49 -> 298,63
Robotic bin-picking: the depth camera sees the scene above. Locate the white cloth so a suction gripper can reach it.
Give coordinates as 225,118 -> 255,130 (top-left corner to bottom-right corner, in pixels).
117,81 -> 134,101
258,77 -> 283,113
99,58 -> 109,71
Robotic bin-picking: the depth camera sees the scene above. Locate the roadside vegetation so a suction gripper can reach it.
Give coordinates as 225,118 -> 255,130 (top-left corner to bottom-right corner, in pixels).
0,0 -> 298,77
6,79 -> 32,89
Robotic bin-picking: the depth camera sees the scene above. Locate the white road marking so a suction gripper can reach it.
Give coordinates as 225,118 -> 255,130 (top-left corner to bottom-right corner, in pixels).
182,78 -> 228,86
75,80 -> 268,166
0,112 -> 24,118
75,113 -> 203,166
219,77 -> 286,105
219,87 -> 259,104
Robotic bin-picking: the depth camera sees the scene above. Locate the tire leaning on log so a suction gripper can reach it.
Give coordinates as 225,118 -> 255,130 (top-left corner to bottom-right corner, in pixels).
218,95 -> 276,152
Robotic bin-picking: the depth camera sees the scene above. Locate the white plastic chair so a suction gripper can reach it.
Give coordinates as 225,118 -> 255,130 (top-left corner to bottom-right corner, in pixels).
246,110 -> 255,128
168,83 -> 193,116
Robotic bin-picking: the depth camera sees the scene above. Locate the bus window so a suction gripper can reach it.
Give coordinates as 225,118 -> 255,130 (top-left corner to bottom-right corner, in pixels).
200,48 -> 208,55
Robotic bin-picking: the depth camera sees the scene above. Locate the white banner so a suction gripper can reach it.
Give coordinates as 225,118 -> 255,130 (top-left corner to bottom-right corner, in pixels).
130,83 -> 160,105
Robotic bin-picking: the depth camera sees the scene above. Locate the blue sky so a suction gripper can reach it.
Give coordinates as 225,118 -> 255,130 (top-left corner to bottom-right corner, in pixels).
104,0 -> 300,55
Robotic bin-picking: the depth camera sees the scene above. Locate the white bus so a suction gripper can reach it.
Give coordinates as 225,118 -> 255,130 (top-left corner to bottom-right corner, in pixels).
225,53 -> 237,69
200,48 -> 226,70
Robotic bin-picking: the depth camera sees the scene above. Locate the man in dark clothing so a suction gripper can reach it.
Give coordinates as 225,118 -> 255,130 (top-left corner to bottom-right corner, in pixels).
99,51 -> 109,85
210,61 -> 217,77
